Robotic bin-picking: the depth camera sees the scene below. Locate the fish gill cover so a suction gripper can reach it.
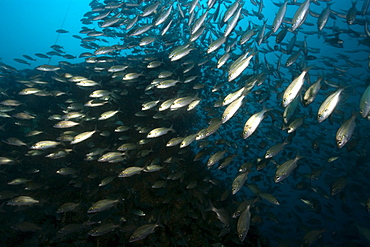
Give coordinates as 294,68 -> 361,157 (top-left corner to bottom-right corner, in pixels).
0,0 -> 370,246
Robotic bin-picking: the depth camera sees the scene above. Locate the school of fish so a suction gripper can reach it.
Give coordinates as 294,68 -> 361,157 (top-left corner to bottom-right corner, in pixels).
1,0 -> 370,246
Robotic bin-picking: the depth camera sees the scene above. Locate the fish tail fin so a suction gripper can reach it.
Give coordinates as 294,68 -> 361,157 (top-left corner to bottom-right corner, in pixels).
205,199 -> 216,212
296,151 -> 304,161
262,103 -> 273,113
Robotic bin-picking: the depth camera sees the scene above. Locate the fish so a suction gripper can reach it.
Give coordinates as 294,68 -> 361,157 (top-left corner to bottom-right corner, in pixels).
291,0 -> 310,31
129,24 -> 153,37
84,99 -> 108,107
89,90 -> 111,98
255,20 -> 267,46
207,150 -> 227,168
302,229 -> 326,246
224,7 -> 242,38
240,28 -> 257,45
282,67 -> 310,107
56,29 -> 69,33
87,199 -> 120,213
336,113 -> 357,148
155,6 -> 172,26
0,157 -> 16,165
317,88 -> 345,123
331,177 -> 347,195
1,99 -> 21,106
36,65 -> 60,71
98,110 -> 120,120
76,80 -> 100,87
99,176 -> 115,187
22,55 -> 36,61
191,10 -> 209,35
98,152 -> 125,162
274,154 -> 302,183
222,93 -> 246,124
141,2 -> 160,17
223,87 -> 247,106
166,137 -> 184,147
156,79 -> 179,89
70,129 -> 96,144
8,178 -> 31,185
283,96 -> 299,124
118,167 -> 143,177
228,51 -> 257,82
89,223 -> 120,237
237,205 -> 251,242
7,196 -> 39,206
18,88 -> 41,95
272,1 -> 287,33
362,0 -> 370,16
206,200 -> 230,226
359,85 -> 370,118
303,77 -> 322,107
53,120 -> 79,129
232,172 -> 249,195
265,141 -> 288,159
218,155 -> 236,170
146,127 -> 174,138
317,3 -> 332,31
180,133 -> 197,148
187,99 -> 201,111
242,106 -> 271,139
223,1 -> 237,21
170,46 -> 194,62
346,1 -> 357,25
14,58 -> 30,66
287,117 -> 304,133
0,0 -> 369,245
171,94 -> 198,110
259,192 -> 280,205
142,100 -> 160,110
31,141 -> 60,150
3,137 -> 27,146
285,50 -> 301,67
129,224 -> 160,242
207,36 -> 226,54
57,202 -> 79,213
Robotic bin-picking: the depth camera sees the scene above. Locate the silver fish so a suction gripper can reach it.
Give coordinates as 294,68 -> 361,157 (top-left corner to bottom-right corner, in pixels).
291,0 -> 310,31
272,0 -> 287,33
88,199 -> 119,213
237,205 -> 251,242
317,88 -> 344,123
282,67 -> 310,107
274,154 -> 301,183
232,172 -> 249,195
336,114 -> 357,148
129,224 -> 160,242
360,85 -> 370,118
242,107 -> 270,139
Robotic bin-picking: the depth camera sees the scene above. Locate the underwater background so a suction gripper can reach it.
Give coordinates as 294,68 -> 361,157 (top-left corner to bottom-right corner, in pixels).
0,0 -> 370,246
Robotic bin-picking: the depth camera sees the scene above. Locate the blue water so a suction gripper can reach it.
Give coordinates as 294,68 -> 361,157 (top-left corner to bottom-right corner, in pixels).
0,0 -> 370,246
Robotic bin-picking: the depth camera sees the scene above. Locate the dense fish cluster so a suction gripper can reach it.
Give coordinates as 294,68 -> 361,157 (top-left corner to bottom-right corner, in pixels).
1,0 -> 370,246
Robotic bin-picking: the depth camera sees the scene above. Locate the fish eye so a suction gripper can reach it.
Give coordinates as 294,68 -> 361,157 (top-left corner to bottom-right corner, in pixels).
360,109 -> 363,113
